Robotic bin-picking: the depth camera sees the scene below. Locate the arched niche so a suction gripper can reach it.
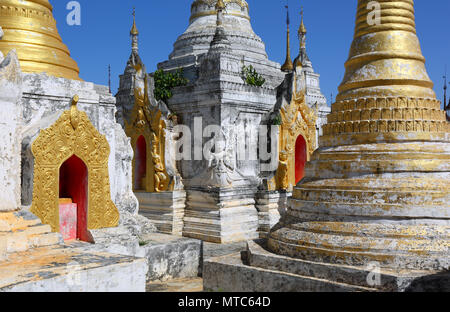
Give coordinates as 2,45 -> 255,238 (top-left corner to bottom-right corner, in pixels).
124,79 -> 173,193
59,155 -> 90,242
31,96 -> 119,235
134,135 -> 147,190
295,135 -> 307,184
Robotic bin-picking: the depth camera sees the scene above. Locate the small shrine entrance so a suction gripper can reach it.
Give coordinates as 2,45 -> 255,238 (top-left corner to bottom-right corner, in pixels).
273,74 -> 317,191
134,135 -> 147,191
59,155 -> 89,242
295,135 -> 307,184
31,96 -> 119,238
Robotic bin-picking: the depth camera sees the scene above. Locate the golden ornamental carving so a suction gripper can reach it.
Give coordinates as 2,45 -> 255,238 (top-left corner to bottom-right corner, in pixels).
30,96 -> 119,233
272,74 -> 317,191
125,66 -> 173,193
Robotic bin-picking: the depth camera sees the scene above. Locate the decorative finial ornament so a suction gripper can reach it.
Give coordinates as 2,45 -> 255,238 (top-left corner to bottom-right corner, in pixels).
130,8 -> 139,53
294,5 -> 307,69
281,3 -> 294,72
70,95 -> 80,130
298,6 -> 307,49
299,7 -> 307,35
131,8 -> 139,35
216,0 -> 226,11
209,0 -> 231,50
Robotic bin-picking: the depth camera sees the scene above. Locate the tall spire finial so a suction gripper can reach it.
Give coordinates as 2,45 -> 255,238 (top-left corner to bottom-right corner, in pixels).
298,6 -> 307,47
281,3 -> 294,72
131,7 -> 139,36
210,0 -> 231,51
130,7 -> 139,53
444,66 -> 447,110
108,64 -> 111,94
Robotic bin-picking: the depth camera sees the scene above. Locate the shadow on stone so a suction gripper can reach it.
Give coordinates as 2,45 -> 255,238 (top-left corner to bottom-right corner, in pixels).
405,270 -> 450,292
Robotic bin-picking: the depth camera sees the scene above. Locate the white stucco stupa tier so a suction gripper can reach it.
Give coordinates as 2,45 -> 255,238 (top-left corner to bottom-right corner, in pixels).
158,0 -> 284,88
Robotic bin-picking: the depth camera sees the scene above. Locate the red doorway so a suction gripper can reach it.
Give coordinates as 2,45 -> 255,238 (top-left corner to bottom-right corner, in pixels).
295,135 -> 307,184
59,155 -> 90,242
135,135 -> 147,190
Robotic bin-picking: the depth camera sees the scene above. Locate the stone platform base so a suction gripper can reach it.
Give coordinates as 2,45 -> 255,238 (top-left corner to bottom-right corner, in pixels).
0,245 -> 147,292
76,229 -> 202,282
183,188 -> 260,244
140,233 -> 202,281
203,240 -> 450,292
136,191 -> 185,236
255,191 -> 290,238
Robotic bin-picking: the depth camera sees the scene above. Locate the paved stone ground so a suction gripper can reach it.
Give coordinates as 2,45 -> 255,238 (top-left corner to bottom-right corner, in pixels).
146,241 -> 248,292
203,241 -> 247,259
147,277 -> 203,292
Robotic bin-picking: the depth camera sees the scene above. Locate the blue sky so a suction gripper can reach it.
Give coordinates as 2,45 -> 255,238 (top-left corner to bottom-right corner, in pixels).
53,0 -> 450,108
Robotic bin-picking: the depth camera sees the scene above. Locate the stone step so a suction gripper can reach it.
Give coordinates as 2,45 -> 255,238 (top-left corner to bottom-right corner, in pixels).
1,224 -> 61,254
246,240 -> 429,291
292,187 -> 448,205
0,245 -> 147,292
139,205 -> 183,213
140,211 -> 176,221
0,211 -> 41,232
269,227 -> 450,271
28,232 -> 62,249
203,252 -> 377,292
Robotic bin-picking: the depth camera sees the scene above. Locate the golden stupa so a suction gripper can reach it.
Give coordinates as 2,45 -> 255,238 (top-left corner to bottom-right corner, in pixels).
269,0 -> 450,272
0,0 -> 80,80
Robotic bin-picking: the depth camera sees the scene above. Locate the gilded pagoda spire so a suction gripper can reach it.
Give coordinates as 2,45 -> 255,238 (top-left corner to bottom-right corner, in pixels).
281,4 -> 294,72
295,6 -> 309,68
337,0 -> 435,102
324,0 -> 447,138
0,0 -> 80,80
298,6 -> 307,43
268,0 -> 450,277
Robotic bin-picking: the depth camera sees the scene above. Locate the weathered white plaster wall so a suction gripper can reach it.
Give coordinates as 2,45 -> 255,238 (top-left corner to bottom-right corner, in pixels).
0,47 -> 23,212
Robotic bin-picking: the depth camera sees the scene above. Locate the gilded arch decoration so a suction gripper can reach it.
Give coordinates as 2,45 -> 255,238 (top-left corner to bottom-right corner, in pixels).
273,75 -> 317,191
30,96 -> 119,232
125,64 -> 173,193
